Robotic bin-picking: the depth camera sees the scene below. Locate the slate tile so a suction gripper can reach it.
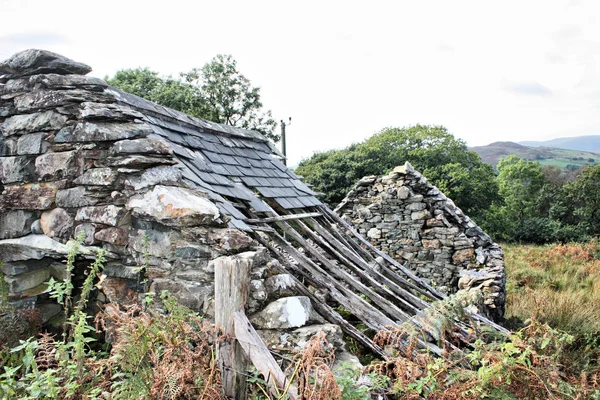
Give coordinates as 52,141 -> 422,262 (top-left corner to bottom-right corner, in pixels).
291,179 -> 316,195
219,201 -> 247,220
212,173 -> 235,186
240,176 -> 259,186
228,218 -> 253,232
221,164 -> 243,176
247,196 -> 274,213
275,197 -> 294,209
287,170 -> 301,179
235,156 -> 252,167
254,177 -> 271,186
248,158 -> 263,167
266,178 -> 285,187
218,136 -> 236,147
220,154 -> 239,165
256,186 -> 277,197
262,168 -> 279,178
250,167 -> 268,178
238,148 -> 261,160
286,197 -> 305,209
201,150 -> 225,164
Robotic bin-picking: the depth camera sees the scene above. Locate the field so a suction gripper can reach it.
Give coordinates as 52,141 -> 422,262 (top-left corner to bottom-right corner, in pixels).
470,141 -> 600,168
504,241 -> 600,370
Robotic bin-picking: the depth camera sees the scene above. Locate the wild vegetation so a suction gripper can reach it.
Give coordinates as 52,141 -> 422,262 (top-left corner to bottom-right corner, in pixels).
297,125 -> 600,244
2,239 -> 600,399
504,241 -> 600,373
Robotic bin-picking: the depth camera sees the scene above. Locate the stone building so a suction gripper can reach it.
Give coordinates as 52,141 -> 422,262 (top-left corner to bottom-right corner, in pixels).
0,50 -> 504,364
335,163 -> 506,321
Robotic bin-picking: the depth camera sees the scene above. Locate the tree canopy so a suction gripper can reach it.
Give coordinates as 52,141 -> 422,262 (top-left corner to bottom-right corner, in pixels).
295,125 -> 498,218
106,55 -> 279,141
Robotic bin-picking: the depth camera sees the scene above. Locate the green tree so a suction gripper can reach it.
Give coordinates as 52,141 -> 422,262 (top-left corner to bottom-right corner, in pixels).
484,155 -> 554,242
106,68 -> 206,117
107,55 -> 279,141
181,54 -> 277,141
564,164 -> 600,237
295,125 -> 498,218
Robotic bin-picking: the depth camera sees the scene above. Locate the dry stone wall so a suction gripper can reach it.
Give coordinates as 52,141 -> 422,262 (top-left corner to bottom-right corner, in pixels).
335,163 -> 506,321
0,51 -> 354,359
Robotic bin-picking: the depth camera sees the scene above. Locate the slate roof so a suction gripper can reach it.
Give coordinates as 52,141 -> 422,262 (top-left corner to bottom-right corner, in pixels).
106,88 -> 321,231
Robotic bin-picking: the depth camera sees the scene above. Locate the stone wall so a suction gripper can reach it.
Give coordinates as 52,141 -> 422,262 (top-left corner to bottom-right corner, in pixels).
0,50 -> 353,358
335,163 -> 506,321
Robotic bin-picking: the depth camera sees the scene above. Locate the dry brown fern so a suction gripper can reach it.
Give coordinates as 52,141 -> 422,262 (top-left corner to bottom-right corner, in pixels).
290,332 -> 342,400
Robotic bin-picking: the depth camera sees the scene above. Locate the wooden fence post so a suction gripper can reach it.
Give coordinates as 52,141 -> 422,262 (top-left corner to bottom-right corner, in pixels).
215,256 -> 251,399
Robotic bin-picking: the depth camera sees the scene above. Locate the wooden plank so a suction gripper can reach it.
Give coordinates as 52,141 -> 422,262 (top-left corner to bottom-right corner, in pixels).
295,219 -> 419,317
252,233 -> 389,359
214,256 -> 251,399
303,218 -> 430,312
233,312 -> 299,400
319,206 -> 446,300
245,212 -> 322,224
274,221 -> 407,325
268,229 -> 394,331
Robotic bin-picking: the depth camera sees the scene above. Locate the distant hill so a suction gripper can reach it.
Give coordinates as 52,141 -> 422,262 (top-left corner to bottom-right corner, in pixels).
470,141 -> 600,169
520,135 -> 600,153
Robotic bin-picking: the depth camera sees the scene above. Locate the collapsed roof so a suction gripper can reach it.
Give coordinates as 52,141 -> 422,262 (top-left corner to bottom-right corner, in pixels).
0,49 -> 507,359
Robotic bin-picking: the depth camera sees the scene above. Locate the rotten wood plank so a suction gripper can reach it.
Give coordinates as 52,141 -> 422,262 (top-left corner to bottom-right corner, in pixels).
245,212 -> 322,224
234,311 -> 299,400
319,205 -> 446,300
252,233 -> 389,359
215,256 -> 251,399
274,220 -> 410,324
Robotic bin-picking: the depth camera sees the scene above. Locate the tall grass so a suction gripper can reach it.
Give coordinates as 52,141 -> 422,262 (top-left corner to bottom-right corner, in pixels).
504,240 -> 600,370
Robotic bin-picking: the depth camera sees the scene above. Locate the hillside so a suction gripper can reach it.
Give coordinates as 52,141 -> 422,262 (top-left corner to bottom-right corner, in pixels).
470,141 -> 600,168
520,135 -> 600,153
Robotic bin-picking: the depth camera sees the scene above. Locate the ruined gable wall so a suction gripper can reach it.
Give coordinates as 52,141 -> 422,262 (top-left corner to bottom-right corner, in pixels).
335,163 -> 506,321
0,51 -> 352,359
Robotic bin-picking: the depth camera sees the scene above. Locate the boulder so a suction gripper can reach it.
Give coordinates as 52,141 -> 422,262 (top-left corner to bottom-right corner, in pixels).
56,186 -> 105,208
78,102 -> 143,121
5,268 -> 50,294
99,276 -> 138,306
75,205 -> 125,226
258,324 -> 345,353
0,210 -> 37,239
16,133 -> 46,155
40,208 -> 74,239
123,165 -> 181,190
74,223 -> 100,245
0,49 -> 92,77
1,110 -> 67,136
73,167 -> 117,186
127,185 -> 220,227
250,296 -> 315,329
0,182 -> 61,210
35,150 -> 78,181
14,89 -> 113,113
209,228 -> 254,253
110,137 -> 172,155
94,227 -> 128,245
0,156 -> 36,183
55,122 -> 152,143
264,274 -> 296,298
150,278 -> 213,312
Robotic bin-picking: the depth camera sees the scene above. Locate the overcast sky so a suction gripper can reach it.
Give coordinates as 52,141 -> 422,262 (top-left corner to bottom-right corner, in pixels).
1,0 -> 599,165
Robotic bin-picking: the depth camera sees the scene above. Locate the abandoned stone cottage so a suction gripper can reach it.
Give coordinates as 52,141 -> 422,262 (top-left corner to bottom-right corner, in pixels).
336,164 -> 506,321
0,50 -> 506,372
